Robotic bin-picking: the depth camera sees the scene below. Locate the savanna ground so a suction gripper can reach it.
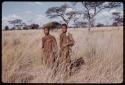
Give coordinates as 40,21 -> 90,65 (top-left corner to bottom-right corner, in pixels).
2,26 -> 123,83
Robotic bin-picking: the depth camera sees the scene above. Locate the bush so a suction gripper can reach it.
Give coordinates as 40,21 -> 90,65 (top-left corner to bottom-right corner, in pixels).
42,21 -> 61,30
5,26 -> 9,30
112,22 -> 118,26
96,23 -> 104,27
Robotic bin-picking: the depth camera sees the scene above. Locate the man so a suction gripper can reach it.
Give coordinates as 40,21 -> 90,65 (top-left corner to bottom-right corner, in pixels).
42,27 -> 58,69
58,23 -> 75,78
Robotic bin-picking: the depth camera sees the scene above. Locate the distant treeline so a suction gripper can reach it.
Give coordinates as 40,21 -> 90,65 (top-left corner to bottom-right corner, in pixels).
3,21 -> 62,31
3,21 -> 122,31
3,2 -> 123,31
4,24 -> 40,31
3,22 -> 122,30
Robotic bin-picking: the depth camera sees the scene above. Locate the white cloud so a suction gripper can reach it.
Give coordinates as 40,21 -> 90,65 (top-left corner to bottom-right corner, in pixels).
89,9 -> 95,14
34,14 -> 62,26
2,14 -> 22,22
10,14 -> 22,19
98,9 -> 120,17
2,14 -> 23,28
34,2 -> 43,5
96,8 -> 123,18
102,11 -> 111,16
95,8 -> 123,25
102,2 -> 109,6
109,9 -> 117,13
27,2 -> 43,6
110,9 -> 123,16
34,15 -> 50,26
2,14 -> 60,28
2,17 -> 8,25
75,14 -> 82,18
65,8 -> 75,13
119,11 -> 123,16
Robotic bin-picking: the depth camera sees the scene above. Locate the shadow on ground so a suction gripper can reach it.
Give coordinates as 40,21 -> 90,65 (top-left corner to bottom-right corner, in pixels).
70,57 -> 85,76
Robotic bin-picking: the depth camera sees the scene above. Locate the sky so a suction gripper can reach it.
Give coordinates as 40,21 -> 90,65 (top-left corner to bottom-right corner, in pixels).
2,1 -> 123,29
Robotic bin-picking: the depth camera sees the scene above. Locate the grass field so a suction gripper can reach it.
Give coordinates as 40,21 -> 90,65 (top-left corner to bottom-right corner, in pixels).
2,26 -> 123,83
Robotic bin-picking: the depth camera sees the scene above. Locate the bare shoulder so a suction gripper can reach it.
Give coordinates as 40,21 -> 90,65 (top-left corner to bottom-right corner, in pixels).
60,33 -> 63,36
68,32 -> 73,37
42,36 -> 45,40
60,33 -> 63,39
49,34 -> 56,40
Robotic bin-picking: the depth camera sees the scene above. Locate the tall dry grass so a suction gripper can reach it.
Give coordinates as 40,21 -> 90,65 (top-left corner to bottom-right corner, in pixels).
2,26 -> 123,83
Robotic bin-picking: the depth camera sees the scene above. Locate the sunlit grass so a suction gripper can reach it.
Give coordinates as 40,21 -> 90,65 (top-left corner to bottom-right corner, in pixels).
2,26 -> 123,83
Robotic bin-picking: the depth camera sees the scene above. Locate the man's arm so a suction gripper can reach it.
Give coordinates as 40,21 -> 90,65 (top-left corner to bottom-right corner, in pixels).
67,33 -> 75,46
42,37 -> 45,48
52,37 -> 58,52
60,34 -> 63,48
63,33 -> 74,48
52,36 -> 58,62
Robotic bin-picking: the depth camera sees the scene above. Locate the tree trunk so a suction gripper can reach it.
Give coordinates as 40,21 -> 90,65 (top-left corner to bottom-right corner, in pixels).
88,18 -> 91,31
66,22 -> 69,28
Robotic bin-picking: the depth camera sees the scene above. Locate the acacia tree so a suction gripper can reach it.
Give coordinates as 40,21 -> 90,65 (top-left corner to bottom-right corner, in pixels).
72,2 -> 121,30
8,19 -> 24,30
112,12 -> 123,26
46,4 -> 81,27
